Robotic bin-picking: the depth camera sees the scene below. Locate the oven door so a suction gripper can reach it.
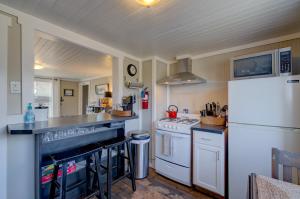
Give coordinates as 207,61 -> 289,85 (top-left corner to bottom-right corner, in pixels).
155,130 -> 191,167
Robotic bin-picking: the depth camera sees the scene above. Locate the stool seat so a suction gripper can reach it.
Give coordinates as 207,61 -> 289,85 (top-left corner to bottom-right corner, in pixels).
49,143 -> 101,164
98,136 -> 132,149
48,143 -> 104,199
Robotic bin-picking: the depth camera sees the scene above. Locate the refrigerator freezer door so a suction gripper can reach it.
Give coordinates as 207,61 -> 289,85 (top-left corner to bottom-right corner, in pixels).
229,75 -> 300,128
228,123 -> 300,199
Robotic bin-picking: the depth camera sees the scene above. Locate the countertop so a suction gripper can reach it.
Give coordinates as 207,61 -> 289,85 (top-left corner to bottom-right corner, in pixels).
192,123 -> 227,134
7,113 -> 138,135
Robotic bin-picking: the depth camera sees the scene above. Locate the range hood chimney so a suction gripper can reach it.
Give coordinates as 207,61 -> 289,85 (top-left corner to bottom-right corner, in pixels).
157,58 -> 206,85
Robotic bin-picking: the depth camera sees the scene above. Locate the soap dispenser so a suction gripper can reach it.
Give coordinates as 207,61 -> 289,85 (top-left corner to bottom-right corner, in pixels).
24,103 -> 35,123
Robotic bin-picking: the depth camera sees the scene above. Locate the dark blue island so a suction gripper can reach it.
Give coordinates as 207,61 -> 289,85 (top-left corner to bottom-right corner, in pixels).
7,113 -> 138,199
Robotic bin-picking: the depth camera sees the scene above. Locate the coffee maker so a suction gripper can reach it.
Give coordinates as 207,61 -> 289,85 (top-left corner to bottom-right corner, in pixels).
122,95 -> 136,116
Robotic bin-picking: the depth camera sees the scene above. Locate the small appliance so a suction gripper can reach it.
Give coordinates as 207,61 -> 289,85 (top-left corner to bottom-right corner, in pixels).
122,95 -> 136,116
230,47 -> 292,80
155,115 -> 200,186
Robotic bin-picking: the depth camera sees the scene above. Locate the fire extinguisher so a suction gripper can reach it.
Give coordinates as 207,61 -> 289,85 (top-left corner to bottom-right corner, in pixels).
141,88 -> 149,109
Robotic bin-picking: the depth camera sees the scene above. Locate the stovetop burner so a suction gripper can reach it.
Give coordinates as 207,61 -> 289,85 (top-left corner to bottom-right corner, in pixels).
159,117 -> 199,125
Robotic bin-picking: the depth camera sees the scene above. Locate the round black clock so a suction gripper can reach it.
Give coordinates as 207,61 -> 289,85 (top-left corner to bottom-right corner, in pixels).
127,64 -> 137,77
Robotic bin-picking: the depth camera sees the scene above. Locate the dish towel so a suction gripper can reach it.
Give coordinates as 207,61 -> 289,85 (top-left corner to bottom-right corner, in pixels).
256,175 -> 300,199
162,134 -> 172,156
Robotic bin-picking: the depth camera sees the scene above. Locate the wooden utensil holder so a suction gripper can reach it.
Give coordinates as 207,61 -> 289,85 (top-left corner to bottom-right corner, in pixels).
201,116 -> 225,126
112,110 -> 132,117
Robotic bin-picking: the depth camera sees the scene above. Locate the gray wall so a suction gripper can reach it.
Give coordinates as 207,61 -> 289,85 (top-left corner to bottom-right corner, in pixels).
89,76 -> 112,104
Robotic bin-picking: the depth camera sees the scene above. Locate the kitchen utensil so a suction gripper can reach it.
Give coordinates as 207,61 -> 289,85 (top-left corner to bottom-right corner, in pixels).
167,105 -> 178,118
216,102 -> 221,116
206,103 -> 213,116
212,102 -> 216,116
200,110 -> 206,117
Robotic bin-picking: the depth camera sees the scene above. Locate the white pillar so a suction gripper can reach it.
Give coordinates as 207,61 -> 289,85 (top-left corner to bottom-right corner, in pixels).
0,14 -> 11,199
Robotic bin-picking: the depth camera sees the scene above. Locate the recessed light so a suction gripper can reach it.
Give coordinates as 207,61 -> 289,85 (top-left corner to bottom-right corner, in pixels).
34,64 -> 44,70
136,0 -> 160,7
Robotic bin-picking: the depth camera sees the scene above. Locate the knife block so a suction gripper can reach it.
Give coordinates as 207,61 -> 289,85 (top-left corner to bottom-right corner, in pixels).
201,116 -> 225,126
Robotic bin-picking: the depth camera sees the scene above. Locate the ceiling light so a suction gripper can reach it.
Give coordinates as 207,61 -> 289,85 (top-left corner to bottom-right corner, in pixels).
34,64 -> 44,70
136,0 -> 160,7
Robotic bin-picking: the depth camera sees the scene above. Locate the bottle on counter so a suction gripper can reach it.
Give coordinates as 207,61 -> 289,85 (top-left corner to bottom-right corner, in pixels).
24,103 -> 35,123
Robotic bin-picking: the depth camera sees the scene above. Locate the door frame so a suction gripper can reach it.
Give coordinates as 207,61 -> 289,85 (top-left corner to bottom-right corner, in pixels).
78,81 -> 90,115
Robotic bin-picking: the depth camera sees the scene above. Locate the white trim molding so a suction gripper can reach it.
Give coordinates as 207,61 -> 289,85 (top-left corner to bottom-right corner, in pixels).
0,13 -> 12,199
192,32 -> 300,60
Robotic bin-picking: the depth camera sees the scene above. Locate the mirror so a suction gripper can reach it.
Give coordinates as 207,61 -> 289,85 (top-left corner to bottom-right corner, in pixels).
33,31 -> 113,118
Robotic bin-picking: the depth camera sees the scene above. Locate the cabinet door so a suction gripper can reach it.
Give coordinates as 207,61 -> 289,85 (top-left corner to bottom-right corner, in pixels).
193,143 -> 224,196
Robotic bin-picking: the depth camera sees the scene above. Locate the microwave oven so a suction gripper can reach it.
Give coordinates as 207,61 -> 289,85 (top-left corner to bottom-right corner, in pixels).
230,47 -> 292,80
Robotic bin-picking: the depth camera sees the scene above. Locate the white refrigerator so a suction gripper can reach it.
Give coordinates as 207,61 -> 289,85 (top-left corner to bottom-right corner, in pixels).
228,75 -> 300,199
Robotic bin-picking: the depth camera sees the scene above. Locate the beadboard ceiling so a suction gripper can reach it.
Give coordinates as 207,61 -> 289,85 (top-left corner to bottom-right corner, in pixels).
34,32 -> 112,80
2,0 -> 300,60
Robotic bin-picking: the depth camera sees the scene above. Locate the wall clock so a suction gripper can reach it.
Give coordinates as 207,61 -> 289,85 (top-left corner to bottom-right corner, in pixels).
127,64 -> 137,77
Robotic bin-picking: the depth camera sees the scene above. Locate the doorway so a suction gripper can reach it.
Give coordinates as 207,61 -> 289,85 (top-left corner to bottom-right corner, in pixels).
82,85 -> 89,115
34,31 -> 113,117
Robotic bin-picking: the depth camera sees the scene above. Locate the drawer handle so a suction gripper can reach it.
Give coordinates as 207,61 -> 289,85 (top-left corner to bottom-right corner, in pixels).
200,137 -> 212,141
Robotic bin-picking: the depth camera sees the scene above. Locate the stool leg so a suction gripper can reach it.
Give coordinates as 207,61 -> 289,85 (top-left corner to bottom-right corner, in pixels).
126,142 -> 136,192
61,163 -> 68,199
107,148 -> 112,199
49,164 -> 59,199
117,145 -> 122,178
95,150 -> 105,199
86,156 -> 91,196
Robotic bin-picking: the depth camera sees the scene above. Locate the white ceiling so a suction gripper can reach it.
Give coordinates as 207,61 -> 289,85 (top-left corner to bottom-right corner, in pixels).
34,32 -> 112,80
2,0 -> 300,60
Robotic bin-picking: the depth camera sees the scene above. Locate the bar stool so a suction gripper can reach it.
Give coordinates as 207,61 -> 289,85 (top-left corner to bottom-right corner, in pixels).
98,136 -> 136,199
48,143 -> 104,199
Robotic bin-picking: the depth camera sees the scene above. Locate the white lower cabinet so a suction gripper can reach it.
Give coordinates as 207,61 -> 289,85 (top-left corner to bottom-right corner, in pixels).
193,131 -> 225,196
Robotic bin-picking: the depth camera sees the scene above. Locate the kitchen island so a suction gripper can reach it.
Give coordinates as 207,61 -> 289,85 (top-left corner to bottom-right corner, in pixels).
7,113 -> 138,199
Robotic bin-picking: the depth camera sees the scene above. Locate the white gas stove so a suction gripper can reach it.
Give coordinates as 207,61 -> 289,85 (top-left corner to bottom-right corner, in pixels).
155,116 -> 199,186
157,117 -> 199,133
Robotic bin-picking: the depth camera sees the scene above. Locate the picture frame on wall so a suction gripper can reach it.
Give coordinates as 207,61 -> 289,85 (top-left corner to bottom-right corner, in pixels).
95,84 -> 108,95
64,89 -> 74,96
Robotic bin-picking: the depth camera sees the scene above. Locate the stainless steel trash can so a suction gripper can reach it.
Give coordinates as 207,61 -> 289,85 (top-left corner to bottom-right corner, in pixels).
131,133 -> 151,179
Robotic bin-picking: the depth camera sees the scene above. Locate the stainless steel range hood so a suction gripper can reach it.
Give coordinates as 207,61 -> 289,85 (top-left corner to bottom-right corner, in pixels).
157,58 -> 206,85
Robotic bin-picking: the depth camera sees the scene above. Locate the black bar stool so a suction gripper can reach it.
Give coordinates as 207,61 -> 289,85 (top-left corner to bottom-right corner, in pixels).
48,143 -> 104,199
98,136 -> 136,199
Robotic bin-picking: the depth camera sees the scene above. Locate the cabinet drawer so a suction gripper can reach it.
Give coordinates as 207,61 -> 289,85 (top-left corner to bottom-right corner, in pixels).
193,131 -> 224,148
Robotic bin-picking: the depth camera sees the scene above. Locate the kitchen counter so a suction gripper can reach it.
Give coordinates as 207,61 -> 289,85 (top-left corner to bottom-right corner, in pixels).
7,113 -> 138,134
192,123 -> 227,134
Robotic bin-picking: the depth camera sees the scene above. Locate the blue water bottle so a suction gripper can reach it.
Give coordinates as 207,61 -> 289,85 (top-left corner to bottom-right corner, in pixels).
24,103 -> 35,123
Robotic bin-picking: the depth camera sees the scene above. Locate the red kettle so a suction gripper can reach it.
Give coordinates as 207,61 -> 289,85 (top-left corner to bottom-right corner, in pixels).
167,105 -> 178,118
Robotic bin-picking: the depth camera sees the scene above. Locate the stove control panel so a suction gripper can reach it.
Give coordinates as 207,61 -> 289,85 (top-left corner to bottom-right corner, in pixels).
157,121 -> 198,134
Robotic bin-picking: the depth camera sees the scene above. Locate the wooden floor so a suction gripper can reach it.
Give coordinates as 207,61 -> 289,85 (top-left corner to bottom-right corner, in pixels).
108,168 -> 212,199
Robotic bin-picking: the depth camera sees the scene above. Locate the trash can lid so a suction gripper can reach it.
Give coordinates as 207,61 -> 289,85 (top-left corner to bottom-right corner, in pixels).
131,133 -> 150,140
